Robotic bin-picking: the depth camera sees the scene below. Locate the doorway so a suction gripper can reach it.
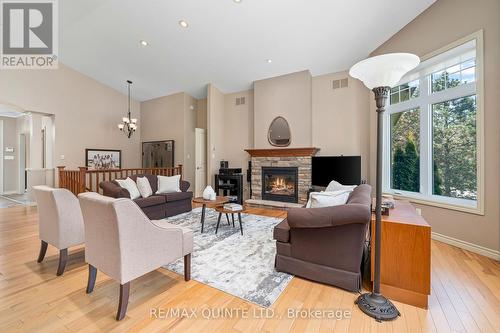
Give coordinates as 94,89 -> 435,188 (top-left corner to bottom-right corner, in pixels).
195,128 -> 207,197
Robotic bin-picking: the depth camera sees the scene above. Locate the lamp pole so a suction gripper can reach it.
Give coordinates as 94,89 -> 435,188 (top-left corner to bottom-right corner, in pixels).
349,52 -> 419,322
355,86 -> 399,321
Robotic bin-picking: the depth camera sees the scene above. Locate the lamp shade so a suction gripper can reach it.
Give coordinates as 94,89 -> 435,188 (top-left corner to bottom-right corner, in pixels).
349,53 -> 420,90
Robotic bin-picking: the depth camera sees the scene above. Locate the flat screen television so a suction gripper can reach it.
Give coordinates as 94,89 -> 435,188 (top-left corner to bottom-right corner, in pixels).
312,156 -> 361,187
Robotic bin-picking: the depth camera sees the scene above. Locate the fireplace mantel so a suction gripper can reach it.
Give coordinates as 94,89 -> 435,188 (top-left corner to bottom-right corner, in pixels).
245,147 -> 319,157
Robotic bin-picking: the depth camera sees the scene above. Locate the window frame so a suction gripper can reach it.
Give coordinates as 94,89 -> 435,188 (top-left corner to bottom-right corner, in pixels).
382,30 -> 484,215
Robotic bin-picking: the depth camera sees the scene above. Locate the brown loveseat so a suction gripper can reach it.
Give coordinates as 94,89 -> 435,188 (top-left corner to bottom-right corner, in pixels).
273,184 -> 371,292
99,174 -> 192,220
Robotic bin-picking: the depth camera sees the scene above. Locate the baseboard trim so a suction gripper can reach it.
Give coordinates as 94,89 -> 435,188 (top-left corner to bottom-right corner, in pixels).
431,232 -> 500,261
2,190 -> 18,195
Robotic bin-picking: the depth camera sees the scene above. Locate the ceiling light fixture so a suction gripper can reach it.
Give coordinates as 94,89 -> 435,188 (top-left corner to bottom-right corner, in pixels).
233,0 -> 242,3
140,40 -> 149,46
118,80 -> 137,138
266,59 -> 272,63
178,20 -> 189,28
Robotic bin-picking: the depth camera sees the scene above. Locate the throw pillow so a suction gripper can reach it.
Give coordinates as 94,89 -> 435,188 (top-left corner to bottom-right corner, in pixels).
306,190 -> 350,208
156,174 -> 181,194
325,179 -> 357,192
136,176 -> 153,198
115,177 -> 141,200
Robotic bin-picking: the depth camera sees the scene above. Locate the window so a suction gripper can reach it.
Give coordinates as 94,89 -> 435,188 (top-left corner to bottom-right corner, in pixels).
390,108 -> 420,192
384,35 -> 483,213
431,58 -> 476,93
432,95 -> 477,200
390,80 -> 419,105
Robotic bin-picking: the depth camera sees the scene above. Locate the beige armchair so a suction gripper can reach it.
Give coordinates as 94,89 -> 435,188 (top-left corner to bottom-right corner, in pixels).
33,185 -> 85,276
78,192 -> 193,321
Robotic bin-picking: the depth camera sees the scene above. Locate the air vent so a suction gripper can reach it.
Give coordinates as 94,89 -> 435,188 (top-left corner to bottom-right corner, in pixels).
235,97 -> 246,105
332,78 -> 348,90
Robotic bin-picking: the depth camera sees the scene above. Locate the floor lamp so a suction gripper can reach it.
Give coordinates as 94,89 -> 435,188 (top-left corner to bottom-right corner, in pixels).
349,53 -> 420,321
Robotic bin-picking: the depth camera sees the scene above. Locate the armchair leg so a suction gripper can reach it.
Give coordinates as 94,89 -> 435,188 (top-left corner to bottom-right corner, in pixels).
184,254 -> 191,281
86,265 -> 97,294
116,282 -> 130,321
37,240 -> 48,263
56,248 -> 68,276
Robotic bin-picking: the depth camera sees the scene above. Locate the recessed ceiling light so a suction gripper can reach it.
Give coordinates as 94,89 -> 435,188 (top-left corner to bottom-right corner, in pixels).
178,20 -> 189,28
233,0 -> 242,3
266,59 -> 272,63
140,40 -> 149,46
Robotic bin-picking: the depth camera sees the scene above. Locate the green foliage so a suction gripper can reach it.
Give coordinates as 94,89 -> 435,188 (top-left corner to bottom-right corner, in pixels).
392,134 -> 419,192
432,71 -> 477,199
391,70 -> 477,200
433,161 -> 443,196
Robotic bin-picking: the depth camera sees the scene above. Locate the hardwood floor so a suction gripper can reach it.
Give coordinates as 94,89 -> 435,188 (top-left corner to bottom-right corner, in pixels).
0,205 -> 499,333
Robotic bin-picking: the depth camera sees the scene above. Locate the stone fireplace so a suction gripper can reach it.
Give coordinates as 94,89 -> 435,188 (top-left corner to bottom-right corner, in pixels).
262,166 -> 298,203
245,148 -> 319,206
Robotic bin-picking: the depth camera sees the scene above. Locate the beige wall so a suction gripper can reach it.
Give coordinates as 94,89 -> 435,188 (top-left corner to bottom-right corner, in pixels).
0,64 -> 141,171
254,70 -> 312,148
196,98 -> 207,130
223,90 -> 254,198
0,116 -> 19,193
312,71 -> 371,181
140,92 -> 197,186
370,0 -> 500,252
206,84 -> 225,186
183,94 -> 198,186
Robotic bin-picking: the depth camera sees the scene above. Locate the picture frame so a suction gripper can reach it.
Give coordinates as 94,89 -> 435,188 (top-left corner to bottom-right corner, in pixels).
85,149 -> 122,170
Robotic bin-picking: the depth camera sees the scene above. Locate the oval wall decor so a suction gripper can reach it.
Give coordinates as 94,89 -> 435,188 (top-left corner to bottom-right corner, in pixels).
268,116 -> 291,147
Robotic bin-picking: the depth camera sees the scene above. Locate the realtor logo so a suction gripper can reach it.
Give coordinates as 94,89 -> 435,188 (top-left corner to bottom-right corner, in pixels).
1,0 -> 58,69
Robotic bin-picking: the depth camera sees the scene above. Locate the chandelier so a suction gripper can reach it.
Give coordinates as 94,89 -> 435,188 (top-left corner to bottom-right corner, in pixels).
117,80 -> 137,138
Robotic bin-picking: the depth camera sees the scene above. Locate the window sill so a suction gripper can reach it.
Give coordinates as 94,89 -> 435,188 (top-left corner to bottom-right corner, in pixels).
384,191 -> 484,216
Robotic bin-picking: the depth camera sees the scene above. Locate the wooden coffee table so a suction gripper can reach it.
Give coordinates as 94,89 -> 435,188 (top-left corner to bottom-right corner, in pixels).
214,206 -> 246,235
192,196 -> 229,233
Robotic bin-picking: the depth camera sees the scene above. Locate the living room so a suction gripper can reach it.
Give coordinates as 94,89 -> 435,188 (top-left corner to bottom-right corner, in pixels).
0,0 -> 499,332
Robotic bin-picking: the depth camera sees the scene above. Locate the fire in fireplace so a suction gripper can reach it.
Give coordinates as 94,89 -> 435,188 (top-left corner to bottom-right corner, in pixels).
262,166 -> 298,203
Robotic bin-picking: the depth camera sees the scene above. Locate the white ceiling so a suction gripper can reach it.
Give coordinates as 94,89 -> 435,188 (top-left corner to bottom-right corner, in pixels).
60,0 -> 435,101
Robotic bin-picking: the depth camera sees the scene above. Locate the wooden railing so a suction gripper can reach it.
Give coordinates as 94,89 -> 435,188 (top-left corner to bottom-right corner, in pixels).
57,165 -> 183,195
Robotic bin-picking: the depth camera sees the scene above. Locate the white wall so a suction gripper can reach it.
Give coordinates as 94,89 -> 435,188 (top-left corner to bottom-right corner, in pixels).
312,71 -> 371,181
254,70 -> 312,148
0,116 -> 19,193
206,84 -> 225,186
140,92 -> 198,186
0,64 -> 142,171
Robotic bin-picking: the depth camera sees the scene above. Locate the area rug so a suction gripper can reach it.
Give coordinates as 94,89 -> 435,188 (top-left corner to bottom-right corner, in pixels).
157,207 -> 293,307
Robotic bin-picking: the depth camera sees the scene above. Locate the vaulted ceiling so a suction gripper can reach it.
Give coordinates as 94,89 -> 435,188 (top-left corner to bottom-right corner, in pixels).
60,0 -> 435,100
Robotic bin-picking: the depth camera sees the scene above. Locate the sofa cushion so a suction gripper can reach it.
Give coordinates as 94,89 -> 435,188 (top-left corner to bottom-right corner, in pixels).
136,176 -> 153,198
158,191 -> 193,202
115,177 -> 141,200
129,174 -> 158,194
306,190 -> 350,208
134,195 -> 166,208
273,219 -> 290,243
156,175 -> 181,194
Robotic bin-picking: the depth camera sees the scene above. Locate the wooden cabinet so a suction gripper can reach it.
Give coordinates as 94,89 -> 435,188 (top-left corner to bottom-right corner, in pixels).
371,200 -> 431,308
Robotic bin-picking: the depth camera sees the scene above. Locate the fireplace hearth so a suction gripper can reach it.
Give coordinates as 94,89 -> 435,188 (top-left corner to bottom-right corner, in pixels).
262,167 -> 298,203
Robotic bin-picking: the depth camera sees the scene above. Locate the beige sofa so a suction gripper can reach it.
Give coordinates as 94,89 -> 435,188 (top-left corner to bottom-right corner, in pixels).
33,185 -> 85,276
78,192 -> 193,320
